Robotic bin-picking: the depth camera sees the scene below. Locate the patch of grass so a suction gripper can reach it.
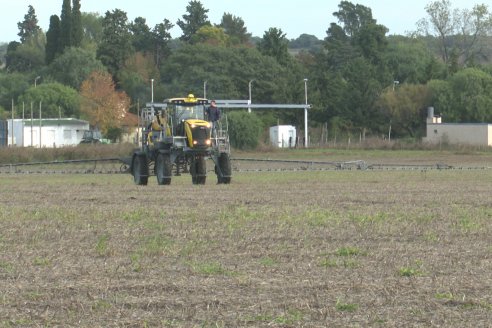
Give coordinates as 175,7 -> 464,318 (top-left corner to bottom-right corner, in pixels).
319,258 -> 338,268
259,257 -> 277,266
130,253 -> 142,272
435,291 -> 454,300
190,261 -> 235,276
399,260 -> 424,277
303,208 -> 340,227
336,246 -> 364,257
219,206 -> 262,233
139,234 -> 173,256
33,257 -> 50,266
273,309 -> 304,325
0,260 -> 14,273
452,207 -> 483,233
95,234 -> 111,257
342,258 -> 359,268
349,212 -> 388,225
26,291 -> 44,301
336,298 -> 359,312
121,209 -> 147,223
91,299 -> 112,311
423,231 -> 440,242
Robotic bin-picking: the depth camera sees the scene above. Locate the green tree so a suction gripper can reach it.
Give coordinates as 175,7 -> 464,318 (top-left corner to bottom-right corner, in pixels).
227,111 -> 263,149
47,47 -> 105,90
0,72 -> 30,111
130,17 -> 153,53
385,36 -> 441,84
427,79 -> 454,120
219,13 -> 251,46
119,52 -> 159,102
377,84 -> 431,138
257,28 -> 289,64
448,68 -> 492,122
289,34 -> 323,52
152,19 -> 174,67
45,15 -> 61,64
97,9 -> 134,77
81,12 -> 103,50
71,0 -> 83,47
333,1 -> 376,37
60,0 -> 72,50
17,5 -> 41,43
177,0 -> 210,42
160,44 -> 298,102
316,1 -> 390,136
5,35 -> 46,73
193,25 -> 229,46
159,43 -> 305,127
18,82 -> 81,118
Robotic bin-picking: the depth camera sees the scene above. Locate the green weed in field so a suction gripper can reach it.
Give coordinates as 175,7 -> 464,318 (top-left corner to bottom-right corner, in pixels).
190,261 -> 235,276
121,209 -> 147,223
129,253 -> 142,272
319,257 -> 338,268
423,231 -> 440,242
259,257 -> 278,267
33,257 -> 50,266
335,298 -> 359,312
435,291 -> 454,300
273,309 -> 304,325
398,259 -> 425,277
139,234 -> 174,256
452,206 -> 484,233
91,299 -> 112,311
25,291 -> 44,301
0,260 -> 14,273
336,246 -> 363,257
95,234 -> 111,257
349,212 -> 389,225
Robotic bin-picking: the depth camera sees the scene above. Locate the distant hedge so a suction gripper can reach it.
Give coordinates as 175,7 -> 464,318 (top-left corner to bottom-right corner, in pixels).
226,111 -> 263,150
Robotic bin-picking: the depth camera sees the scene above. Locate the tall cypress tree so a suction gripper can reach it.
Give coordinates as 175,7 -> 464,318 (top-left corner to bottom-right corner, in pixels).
46,15 -> 61,64
71,0 -> 83,47
17,5 -> 41,43
60,0 -> 72,51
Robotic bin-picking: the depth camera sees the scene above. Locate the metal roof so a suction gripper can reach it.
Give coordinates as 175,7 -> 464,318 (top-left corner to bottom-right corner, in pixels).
15,118 -> 89,126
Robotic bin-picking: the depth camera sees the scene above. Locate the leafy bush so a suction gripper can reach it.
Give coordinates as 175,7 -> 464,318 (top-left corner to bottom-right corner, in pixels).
226,111 -> 263,150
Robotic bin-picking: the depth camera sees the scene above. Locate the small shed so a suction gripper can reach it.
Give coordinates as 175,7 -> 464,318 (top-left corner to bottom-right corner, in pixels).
423,107 -> 492,147
7,118 -> 89,147
270,125 -> 296,148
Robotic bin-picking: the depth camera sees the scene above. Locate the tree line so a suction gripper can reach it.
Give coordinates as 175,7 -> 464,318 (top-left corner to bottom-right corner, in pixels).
1,0 -> 492,143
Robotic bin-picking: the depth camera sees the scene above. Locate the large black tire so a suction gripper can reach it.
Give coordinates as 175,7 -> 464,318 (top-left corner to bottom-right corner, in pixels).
216,153 -> 232,184
191,157 -> 207,185
132,155 -> 148,185
155,153 -> 172,185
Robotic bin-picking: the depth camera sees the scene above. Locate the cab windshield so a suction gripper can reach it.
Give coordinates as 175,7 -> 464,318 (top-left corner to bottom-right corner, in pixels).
174,103 -> 206,121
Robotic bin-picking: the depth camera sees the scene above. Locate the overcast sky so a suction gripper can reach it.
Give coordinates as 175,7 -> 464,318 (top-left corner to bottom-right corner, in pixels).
1,0 -> 480,43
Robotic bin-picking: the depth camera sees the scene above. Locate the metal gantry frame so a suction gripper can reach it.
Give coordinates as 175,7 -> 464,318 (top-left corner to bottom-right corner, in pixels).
215,100 -> 311,147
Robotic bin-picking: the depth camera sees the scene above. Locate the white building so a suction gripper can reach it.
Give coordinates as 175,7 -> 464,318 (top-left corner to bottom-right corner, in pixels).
269,125 -> 296,148
423,107 -> 492,147
7,118 -> 89,147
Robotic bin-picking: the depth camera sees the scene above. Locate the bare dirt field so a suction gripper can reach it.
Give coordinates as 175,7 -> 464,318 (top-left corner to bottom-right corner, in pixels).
1,150 -> 491,327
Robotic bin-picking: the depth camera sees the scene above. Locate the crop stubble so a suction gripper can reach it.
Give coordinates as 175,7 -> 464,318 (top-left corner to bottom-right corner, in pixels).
0,158 -> 491,327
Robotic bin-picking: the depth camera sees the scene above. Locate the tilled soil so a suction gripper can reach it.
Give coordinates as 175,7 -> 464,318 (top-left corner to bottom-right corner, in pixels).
0,159 -> 491,327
